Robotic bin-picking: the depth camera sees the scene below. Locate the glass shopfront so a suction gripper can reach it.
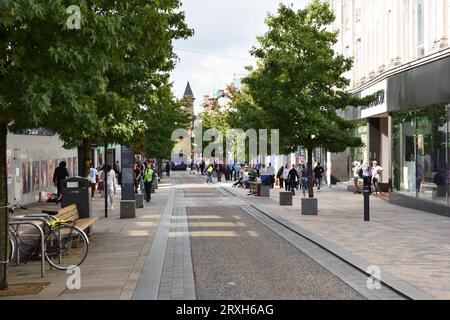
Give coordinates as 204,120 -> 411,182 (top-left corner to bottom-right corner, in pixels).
392,106 -> 449,205
348,121 -> 368,180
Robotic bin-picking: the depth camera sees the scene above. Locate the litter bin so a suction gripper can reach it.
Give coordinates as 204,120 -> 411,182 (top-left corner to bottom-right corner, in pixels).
61,177 -> 92,219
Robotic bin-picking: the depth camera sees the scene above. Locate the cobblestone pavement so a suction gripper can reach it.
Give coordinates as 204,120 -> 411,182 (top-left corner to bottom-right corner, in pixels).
220,180 -> 450,300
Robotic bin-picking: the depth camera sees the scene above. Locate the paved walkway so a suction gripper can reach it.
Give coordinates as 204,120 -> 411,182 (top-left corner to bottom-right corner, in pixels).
4,172 -> 447,300
1,178 -> 173,300
220,181 -> 450,300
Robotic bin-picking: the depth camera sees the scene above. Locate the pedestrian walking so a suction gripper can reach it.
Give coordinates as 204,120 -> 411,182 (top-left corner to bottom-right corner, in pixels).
372,161 -> 383,196
283,165 -> 290,191
288,164 -> 299,196
314,162 -> 325,190
352,161 -> 361,194
206,165 -> 214,184
106,165 -> 117,210
359,160 -> 372,194
235,162 -> 241,181
200,160 -> 206,175
301,164 -> 309,197
134,163 -> 141,194
189,160 -> 195,175
266,163 -> 276,188
277,166 -> 284,189
89,163 -> 98,199
143,162 -> 154,202
98,165 -> 105,197
165,160 -> 171,177
53,161 -> 69,199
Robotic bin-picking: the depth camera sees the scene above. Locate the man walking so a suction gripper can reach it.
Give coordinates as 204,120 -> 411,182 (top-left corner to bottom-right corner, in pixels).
314,162 -> 325,190
53,161 -> 69,200
359,160 -> 373,195
266,163 -> 276,188
89,163 -> 98,199
372,161 -> 383,196
165,160 -> 171,177
143,162 -> 154,202
288,164 -> 299,196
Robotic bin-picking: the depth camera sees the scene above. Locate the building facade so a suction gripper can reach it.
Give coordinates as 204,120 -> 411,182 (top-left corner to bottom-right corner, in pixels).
330,0 -> 450,215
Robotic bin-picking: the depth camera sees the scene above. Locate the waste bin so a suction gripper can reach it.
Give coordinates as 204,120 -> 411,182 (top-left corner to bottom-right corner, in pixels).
61,177 -> 92,218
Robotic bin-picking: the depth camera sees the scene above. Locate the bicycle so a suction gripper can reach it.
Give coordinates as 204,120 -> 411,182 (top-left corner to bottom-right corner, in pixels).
8,203 -> 89,271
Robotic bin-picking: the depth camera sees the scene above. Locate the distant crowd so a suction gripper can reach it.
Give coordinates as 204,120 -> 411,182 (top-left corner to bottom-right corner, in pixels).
189,160 -> 326,197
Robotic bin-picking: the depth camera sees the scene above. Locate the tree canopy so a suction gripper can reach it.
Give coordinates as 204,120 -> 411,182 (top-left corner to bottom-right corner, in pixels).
244,0 -> 374,197
0,0 -> 193,289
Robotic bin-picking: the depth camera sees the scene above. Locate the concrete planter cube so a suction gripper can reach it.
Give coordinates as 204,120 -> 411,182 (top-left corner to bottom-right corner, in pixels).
120,200 -> 136,219
260,185 -> 271,197
135,194 -> 144,209
280,192 -> 293,206
301,198 -> 318,215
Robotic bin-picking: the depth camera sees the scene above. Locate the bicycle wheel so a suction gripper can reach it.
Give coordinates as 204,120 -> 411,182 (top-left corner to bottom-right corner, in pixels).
44,225 -> 89,270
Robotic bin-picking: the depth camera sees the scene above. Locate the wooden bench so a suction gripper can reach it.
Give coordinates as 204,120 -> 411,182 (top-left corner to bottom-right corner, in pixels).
55,204 -> 98,236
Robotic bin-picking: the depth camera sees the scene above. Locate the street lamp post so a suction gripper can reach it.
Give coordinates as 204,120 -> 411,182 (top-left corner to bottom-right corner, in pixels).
364,180 -> 370,222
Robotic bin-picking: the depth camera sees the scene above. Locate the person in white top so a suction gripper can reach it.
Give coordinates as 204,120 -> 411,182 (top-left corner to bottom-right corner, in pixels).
89,164 -> 99,199
106,165 -> 117,209
352,161 -> 361,194
266,163 -> 276,188
372,161 -> 383,195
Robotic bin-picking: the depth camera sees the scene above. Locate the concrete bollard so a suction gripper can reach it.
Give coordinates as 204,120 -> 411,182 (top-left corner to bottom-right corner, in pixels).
260,185 -> 271,197
120,200 -> 136,219
280,192 -> 293,206
301,198 -> 318,215
135,194 -> 144,209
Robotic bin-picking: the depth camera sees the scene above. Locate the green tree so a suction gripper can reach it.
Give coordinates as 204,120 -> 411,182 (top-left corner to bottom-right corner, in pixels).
140,82 -> 192,177
245,1 -> 373,198
0,0 -> 192,289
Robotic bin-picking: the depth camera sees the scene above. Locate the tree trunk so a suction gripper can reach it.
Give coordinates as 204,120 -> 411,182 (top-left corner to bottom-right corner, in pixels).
157,158 -> 163,179
0,121 -> 9,290
307,148 -> 314,198
82,138 -> 91,178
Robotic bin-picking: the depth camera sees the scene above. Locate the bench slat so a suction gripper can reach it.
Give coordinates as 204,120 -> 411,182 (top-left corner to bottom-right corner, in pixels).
75,218 -> 98,231
56,204 -> 79,221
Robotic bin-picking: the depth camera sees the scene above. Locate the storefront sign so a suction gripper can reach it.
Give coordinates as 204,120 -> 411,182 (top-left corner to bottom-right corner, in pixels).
360,80 -> 387,119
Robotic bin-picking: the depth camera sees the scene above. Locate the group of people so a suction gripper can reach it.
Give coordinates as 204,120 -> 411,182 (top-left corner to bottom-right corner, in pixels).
197,161 -> 325,197
352,160 -> 384,195
276,163 -> 325,196
89,162 -> 120,209
134,160 -> 158,202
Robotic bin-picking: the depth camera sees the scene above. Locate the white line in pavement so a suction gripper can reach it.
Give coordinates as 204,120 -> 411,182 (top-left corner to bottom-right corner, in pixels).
132,186 -> 176,300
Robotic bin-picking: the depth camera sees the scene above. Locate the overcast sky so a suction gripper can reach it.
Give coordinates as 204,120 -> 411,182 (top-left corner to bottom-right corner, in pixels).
170,0 -> 310,113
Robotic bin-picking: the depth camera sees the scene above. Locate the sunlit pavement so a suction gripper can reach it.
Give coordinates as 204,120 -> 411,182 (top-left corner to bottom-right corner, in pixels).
4,171 -> 448,299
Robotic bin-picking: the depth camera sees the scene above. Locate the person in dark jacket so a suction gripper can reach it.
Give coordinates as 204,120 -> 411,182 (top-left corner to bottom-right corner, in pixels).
288,164 -> 299,196
53,161 -> 69,198
277,166 -> 284,189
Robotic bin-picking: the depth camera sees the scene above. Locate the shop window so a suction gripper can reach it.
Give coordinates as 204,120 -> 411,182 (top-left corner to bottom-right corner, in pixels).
392,106 -> 449,205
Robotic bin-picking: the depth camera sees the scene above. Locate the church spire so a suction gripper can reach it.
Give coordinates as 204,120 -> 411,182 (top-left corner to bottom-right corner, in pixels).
183,81 -> 194,98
